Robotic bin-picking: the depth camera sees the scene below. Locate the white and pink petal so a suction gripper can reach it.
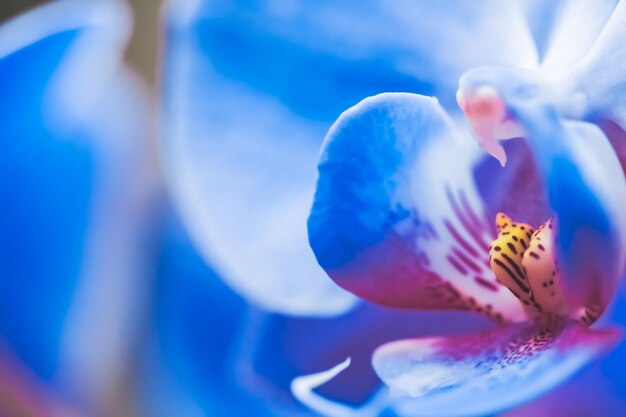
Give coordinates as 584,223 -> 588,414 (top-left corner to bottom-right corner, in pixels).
373,321 -> 620,417
308,93 -> 526,321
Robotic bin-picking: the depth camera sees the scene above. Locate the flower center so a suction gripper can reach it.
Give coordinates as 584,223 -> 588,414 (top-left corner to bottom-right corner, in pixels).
489,213 -> 569,320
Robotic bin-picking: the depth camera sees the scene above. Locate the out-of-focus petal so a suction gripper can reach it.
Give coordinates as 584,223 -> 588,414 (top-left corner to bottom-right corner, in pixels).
138,210 -> 277,417
161,0 -> 537,317
567,0 -> 626,127
540,0 -> 618,70
56,67 -> 156,412
0,342 -> 83,417
0,1 -> 154,412
516,0 -> 562,60
373,321 -> 620,417
163,0 -> 359,317
0,0 -> 132,131
511,103 -> 626,314
168,0 -> 537,110
309,93 -> 526,321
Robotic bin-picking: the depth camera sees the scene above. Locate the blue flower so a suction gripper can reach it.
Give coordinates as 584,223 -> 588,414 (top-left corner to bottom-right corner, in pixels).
0,0 -> 153,413
299,2 -> 626,416
150,1 -> 626,416
160,2 -> 503,412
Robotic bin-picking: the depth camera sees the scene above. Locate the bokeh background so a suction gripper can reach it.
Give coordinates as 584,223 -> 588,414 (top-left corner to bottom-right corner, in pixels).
0,0 -> 161,88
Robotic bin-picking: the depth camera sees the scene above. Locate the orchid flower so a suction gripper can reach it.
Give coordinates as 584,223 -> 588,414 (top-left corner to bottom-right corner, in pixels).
0,0 -> 154,414
162,0 -> 625,321
296,1 -> 626,416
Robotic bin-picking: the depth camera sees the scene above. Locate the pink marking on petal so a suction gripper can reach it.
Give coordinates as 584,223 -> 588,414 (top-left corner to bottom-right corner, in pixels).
444,219 -> 480,258
474,276 -> 499,292
447,188 -> 493,251
459,190 -> 495,241
452,247 -> 482,274
447,254 -> 469,276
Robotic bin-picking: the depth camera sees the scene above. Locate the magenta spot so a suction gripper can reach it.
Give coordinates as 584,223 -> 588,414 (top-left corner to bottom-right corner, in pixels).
453,248 -> 482,273
444,220 -> 480,257
447,254 -> 469,276
447,188 -> 492,251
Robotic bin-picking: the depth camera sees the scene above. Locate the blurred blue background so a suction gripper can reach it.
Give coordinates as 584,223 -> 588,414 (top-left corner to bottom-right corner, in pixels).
1,1 -> 626,417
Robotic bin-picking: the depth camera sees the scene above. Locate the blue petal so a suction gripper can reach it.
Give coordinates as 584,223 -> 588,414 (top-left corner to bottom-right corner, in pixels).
0,0 -> 146,388
309,93 -> 525,320
0,0 -> 132,132
161,0 -> 538,316
138,210 -> 277,417
510,103 -> 626,312
373,321 -> 619,417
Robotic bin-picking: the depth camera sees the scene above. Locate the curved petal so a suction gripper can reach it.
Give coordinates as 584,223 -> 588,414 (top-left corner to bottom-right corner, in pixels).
0,0 -> 132,132
566,0 -> 626,128
309,93 -> 526,321
373,321 -> 620,417
163,72 -> 357,316
510,103 -> 626,313
0,1 -> 151,403
161,0 -> 537,316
